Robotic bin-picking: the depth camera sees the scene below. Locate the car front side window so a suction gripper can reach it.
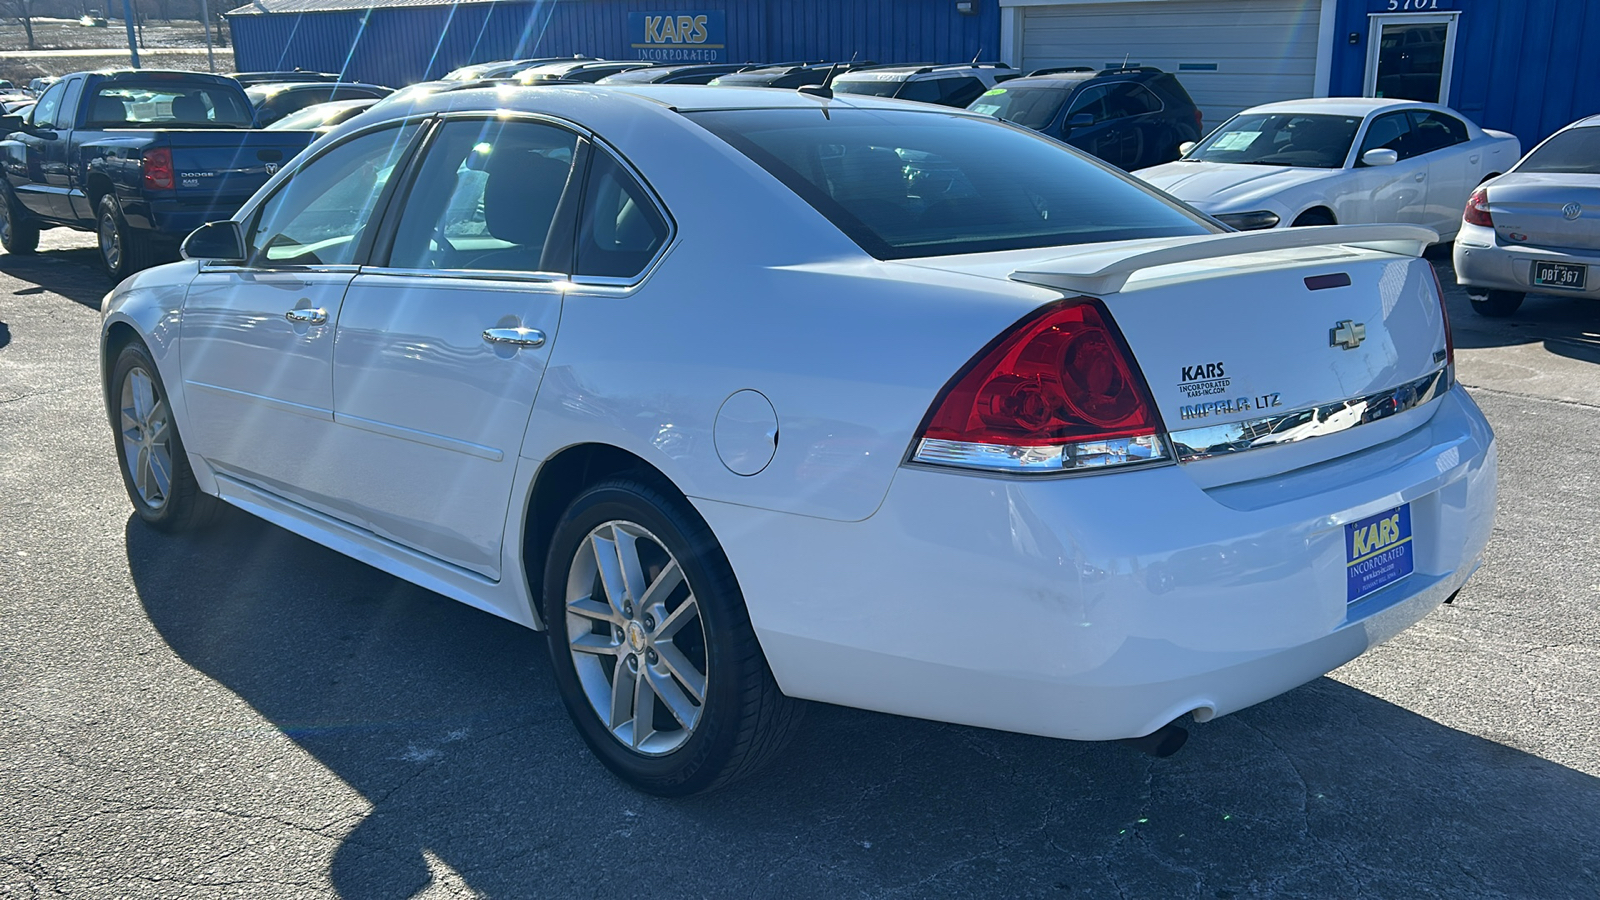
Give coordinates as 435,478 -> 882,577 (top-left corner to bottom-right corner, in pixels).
1065,86 -> 1111,124
1358,111 -> 1417,162
245,122 -> 421,267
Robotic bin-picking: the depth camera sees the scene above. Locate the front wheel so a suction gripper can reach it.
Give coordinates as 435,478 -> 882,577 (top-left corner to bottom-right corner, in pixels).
0,184 -> 39,254
1470,290 -> 1524,318
109,340 -> 220,532
543,478 -> 801,795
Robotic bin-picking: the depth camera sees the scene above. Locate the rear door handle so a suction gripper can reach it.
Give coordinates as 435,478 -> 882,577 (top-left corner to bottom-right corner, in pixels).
1414,173 -> 1426,182
284,308 -> 327,325
483,326 -> 546,348
1469,154 -> 1481,164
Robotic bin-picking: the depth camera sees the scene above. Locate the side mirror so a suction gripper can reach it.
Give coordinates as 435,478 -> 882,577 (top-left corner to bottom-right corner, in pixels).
1178,141 -> 1197,156
1361,148 -> 1399,167
0,114 -> 23,134
1067,112 -> 1095,129
181,220 -> 245,263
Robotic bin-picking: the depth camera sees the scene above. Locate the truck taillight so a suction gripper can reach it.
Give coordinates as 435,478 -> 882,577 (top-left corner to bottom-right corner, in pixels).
912,299 -> 1169,473
1463,187 -> 1493,227
142,147 -> 174,191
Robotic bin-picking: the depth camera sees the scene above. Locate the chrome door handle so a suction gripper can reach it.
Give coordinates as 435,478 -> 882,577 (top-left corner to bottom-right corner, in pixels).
1413,173 -> 1426,182
285,308 -> 328,325
483,326 -> 546,348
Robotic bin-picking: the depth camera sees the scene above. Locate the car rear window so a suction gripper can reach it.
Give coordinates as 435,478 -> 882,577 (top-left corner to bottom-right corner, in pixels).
1518,128 -> 1600,175
688,107 -> 1212,260
967,86 -> 1073,130
88,82 -> 253,128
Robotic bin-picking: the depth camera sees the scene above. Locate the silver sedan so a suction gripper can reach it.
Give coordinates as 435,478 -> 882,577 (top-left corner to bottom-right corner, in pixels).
1454,114 -> 1600,316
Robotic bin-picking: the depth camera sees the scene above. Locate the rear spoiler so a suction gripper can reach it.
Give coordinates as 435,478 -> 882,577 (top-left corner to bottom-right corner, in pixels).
1009,224 -> 1439,296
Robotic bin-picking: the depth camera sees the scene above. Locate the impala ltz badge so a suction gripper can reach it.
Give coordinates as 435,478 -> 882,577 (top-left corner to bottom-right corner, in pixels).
1330,320 -> 1366,350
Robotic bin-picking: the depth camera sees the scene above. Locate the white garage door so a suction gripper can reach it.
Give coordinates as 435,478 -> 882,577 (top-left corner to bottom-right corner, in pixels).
1019,0 -> 1323,131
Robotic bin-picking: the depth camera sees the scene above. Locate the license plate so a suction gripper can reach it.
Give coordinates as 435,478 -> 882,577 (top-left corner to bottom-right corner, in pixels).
1346,504 -> 1413,603
1532,261 -> 1587,290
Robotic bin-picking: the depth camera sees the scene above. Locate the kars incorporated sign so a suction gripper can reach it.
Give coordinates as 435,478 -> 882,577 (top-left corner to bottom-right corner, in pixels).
629,11 -> 726,62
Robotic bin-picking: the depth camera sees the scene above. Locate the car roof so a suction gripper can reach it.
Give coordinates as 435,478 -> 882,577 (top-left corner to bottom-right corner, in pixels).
834,62 -> 1014,82
1242,97 -> 1456,117
382,82 -> 988,119
1565,113 -> 1600,129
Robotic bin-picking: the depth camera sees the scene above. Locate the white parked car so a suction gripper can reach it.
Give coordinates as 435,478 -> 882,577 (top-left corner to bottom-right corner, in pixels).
1137,98 -> 1519,237
99,85 -> 1496,795
1454,114 -> 1600,316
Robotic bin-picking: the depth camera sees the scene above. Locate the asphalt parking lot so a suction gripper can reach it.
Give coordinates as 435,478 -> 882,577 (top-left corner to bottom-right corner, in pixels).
2,232 -> 1597,899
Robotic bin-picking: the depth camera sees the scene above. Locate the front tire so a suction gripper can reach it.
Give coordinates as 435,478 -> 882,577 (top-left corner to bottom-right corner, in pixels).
1470,290 -> 1524,318
98,194 -> 155,281
109,340 -> 219,532
0,183 -> 39,254
543,477 -> 801,796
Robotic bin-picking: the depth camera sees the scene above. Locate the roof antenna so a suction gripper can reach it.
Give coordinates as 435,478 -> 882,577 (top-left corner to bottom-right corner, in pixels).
1122,52 -> 1131,69
798,61 -> 839,99
971,47 -> 983,66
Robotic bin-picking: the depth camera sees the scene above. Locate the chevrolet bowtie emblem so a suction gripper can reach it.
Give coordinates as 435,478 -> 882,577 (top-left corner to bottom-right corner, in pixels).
1331,319 -> 1366,350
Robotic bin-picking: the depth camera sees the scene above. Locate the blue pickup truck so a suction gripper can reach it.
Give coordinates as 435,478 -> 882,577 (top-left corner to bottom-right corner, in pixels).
0,70 -> 316,279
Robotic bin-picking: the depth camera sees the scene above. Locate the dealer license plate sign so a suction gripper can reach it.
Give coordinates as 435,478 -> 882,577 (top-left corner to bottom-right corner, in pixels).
1346,505 -> 1413,603
1532,261 -> 1587,290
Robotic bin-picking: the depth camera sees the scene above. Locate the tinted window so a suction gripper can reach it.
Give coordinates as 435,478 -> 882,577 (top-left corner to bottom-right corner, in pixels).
1407,110 -> 1468,154
1104,83 -> 1161,118
388,118 -> 578,273
1188,113 -> 1362,169
247,122 -> 420,266
28,81 -> 66,129
1518,128 -> 1600,174
689,107 -> 1213,260
575,151 -> 670,279
895,79 -> 945,105
88,82 -> 253,128
939,77 -> 986,108
55,78 -> 84,129
1066,86 -> 1112,123
967,85 -> 1074,130
833,80 -> 902,98
1358,111 -> 1416,161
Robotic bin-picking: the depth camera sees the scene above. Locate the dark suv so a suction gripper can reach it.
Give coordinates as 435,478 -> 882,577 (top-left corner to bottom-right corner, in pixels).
967,66 -> 1203,170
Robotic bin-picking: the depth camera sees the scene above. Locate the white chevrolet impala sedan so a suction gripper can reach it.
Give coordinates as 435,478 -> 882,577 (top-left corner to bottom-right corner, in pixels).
101,84 -> 1496,795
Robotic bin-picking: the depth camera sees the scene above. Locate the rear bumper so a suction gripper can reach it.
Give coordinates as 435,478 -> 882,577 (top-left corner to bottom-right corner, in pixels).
697,387 -> 1496,741
1453,221 -> 1600,298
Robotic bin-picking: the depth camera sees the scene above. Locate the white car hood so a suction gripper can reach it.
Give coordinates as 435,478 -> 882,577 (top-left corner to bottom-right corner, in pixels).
1136,162 -> 1341,212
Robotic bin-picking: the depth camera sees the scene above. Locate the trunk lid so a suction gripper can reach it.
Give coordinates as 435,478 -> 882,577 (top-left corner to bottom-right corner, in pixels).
905,225 -> 1450,484
1488,173 -> 1600,252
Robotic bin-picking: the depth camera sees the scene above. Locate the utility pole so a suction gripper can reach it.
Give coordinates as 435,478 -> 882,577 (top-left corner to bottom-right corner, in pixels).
121,0 -> 140,67
200,0 -> 215,72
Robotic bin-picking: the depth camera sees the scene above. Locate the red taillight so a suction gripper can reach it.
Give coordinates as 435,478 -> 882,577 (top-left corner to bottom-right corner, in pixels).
1427,263 -> 1455,380
1463,187 -> 1493,227
913,299 -> 1168,473
142,147 -> 174,191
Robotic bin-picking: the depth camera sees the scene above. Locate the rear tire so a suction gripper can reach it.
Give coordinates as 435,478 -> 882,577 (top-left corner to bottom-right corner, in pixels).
0,183 -> 39,255
1470,290 -> 1524,318
98,194 -> 157,281
109,339 -> 220,532
542,477 -> 801,796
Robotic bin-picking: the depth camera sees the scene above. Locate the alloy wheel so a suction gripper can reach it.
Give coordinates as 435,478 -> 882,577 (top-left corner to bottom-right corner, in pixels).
100,211 -> 122,272
564,520 -> 708,756
119,366 -> 173,509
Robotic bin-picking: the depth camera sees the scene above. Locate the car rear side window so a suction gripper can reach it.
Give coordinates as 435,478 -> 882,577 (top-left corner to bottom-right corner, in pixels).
1518,128 -> 1600,174
387,117 -> 579,274
967,85 -> 1073,130
574,150 -> 671,279
688,107 -> 1213,260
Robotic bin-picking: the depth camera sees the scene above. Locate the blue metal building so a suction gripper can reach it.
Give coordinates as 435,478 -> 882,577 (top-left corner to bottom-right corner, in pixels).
225,0 -> 1003,90
227,0 -> 1593,150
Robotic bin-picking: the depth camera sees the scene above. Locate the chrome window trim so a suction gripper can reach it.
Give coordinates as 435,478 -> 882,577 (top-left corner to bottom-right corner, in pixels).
196,263 -> 362,275
1169,367 -> 1451,463
356,265 -> 569,285
568,138 -> 679,289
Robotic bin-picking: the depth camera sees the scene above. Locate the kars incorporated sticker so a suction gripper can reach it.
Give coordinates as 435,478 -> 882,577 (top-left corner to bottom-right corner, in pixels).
1345,504 -> 1413,603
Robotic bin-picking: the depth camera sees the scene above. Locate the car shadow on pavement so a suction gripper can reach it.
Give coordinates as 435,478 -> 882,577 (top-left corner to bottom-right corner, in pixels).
1433,258 -> 1600,362
0,246 -> 112,312
126,512 -> 1600,899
